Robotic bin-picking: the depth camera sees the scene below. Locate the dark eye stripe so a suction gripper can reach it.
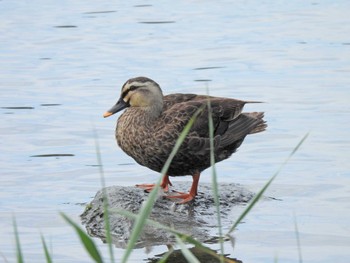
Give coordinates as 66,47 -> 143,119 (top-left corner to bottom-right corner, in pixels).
121,84 -> 141,99
122,86 -> 136,98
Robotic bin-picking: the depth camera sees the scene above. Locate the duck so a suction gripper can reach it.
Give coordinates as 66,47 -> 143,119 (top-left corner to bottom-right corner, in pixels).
103,76 -> 267,204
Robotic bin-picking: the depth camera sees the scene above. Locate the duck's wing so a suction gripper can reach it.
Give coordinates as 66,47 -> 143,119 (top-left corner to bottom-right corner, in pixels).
191,98 -> 246,137
163,97 -> 266,158
163,93 -> 213,110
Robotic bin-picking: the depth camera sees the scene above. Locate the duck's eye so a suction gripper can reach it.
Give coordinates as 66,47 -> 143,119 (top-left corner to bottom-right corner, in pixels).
129,85 -> 139,91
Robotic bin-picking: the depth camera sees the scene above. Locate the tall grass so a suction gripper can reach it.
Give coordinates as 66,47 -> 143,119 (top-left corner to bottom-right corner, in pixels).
13,217 -> 23,263
61,213 -> 103,263
120,106 -> 205,263
294,213 -> 303,263
40,234 -> 53,263
226,132 -> 309,235
11,109 -> 308,262
93,127 -> 114,263
207,90 -> 225,263
112,135 -> 309,262
108,99 -> 308,261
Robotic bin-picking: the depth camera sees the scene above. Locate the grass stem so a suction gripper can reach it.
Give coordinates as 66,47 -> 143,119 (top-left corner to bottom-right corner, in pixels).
121,107 -> 204,263
227,133 -> 309,235
93,127 -> 115,263
13,216 -> 24,263
294,213 -> 303,263
206,90 -> 224,262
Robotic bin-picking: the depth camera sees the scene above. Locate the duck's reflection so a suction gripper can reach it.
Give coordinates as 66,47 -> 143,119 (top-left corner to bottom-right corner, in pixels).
147,245 -> 241,263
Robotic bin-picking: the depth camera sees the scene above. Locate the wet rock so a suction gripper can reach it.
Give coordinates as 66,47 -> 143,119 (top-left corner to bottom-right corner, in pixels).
81,182 -> 255,249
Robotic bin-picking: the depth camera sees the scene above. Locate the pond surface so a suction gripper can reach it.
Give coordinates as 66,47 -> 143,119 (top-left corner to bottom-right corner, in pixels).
1,1 -> 350,262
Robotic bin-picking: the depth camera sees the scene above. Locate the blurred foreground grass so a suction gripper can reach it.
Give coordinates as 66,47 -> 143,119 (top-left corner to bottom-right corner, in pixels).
12,106 -> 308,262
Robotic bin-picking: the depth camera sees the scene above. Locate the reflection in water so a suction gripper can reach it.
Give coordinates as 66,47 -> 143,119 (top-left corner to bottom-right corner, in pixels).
139,21 -> 176,24
1,106 -> 34,109
40,103 -> 61,106
30,154 -> 75,157
82,10 -> 117,14
53,25 -> 78,28
193,67 -> 226,70
148,246 -> 241,263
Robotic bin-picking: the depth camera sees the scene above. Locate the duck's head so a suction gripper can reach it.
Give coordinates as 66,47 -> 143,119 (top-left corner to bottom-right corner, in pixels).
103,77 -> 163,118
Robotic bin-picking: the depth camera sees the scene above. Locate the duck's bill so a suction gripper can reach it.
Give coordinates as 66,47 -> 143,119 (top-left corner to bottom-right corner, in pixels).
103,98 -> 129,118
103,111 -> 114,118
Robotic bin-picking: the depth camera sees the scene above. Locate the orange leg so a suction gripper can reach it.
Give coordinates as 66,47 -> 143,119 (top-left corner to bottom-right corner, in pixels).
136,174 -> 172,192
166,172 -> 200,204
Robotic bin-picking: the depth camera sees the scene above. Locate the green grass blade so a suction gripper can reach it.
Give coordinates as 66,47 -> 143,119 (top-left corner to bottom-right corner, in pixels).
175,235 -> 200,263
160,106 -> 205,177
206,93 -> 224,262
13,217 -> 24,263
226,171 -> 276,234
93,127 -> 114,263
101,190 -> 114,263
40,234 -> 53,263
120,180 -> 161,263
121,107 -> 204,263
294,214 -> 303,263
61,213 -> 103,263
157,246 -> 174,263
226,133 -> 309,235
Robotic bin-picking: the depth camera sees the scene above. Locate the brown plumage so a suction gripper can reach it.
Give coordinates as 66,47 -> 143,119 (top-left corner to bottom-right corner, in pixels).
103,77 -> 267,203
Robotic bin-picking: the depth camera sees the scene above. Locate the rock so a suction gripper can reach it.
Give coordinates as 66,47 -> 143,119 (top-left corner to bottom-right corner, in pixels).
80,182 -> 255,249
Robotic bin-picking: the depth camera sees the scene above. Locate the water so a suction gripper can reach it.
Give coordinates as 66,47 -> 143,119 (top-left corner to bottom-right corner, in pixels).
1,1 -> 350,262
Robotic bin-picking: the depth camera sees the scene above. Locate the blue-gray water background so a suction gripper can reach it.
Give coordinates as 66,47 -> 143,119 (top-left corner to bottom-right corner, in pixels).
1,1 -> 349,262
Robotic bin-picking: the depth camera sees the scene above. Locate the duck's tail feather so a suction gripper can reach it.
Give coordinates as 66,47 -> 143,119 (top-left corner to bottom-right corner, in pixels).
244,112 -> 267,134
220,112 -> 267,147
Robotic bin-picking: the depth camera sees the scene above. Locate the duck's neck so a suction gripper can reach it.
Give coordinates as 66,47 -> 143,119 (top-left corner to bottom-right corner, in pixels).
144,100 -> 163,121
124,100 -> 163,128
